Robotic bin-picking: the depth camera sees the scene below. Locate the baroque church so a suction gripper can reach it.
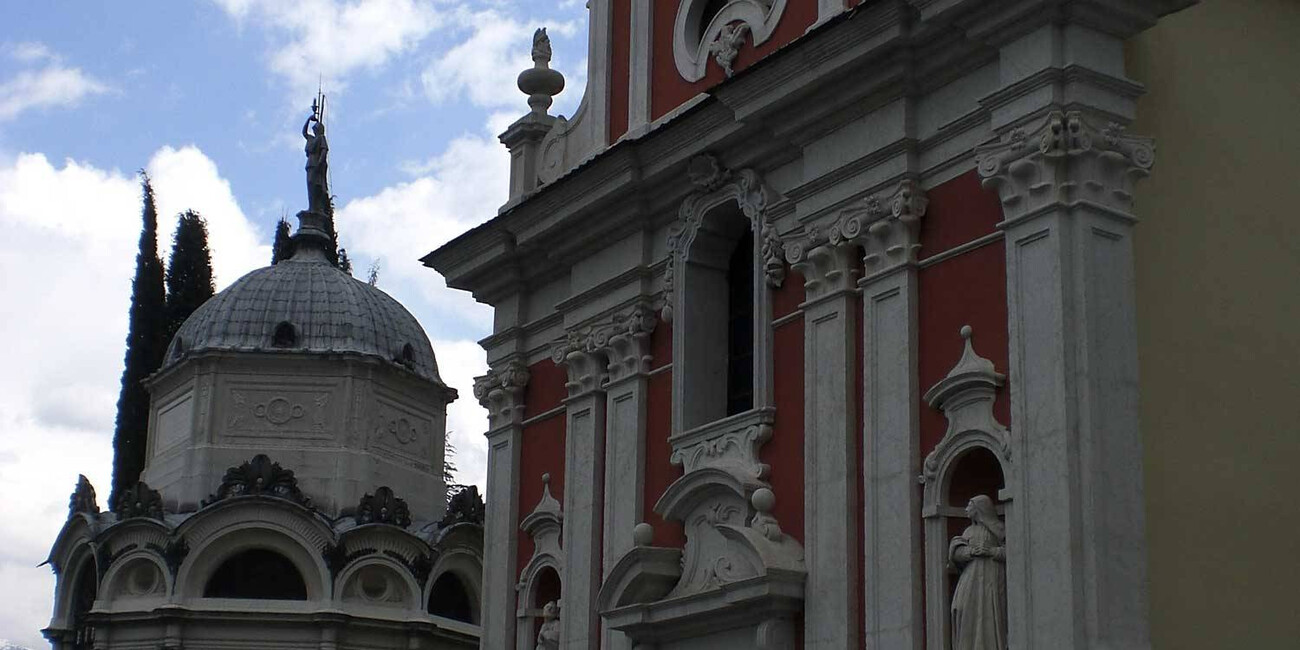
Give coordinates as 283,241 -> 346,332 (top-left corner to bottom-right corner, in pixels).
46,1 -> 1299,649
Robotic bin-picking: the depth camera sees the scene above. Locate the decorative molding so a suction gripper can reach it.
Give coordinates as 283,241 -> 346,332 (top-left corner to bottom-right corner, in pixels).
68,475 -> 99,520
824,179 -> 928,278
975,110 -> 1155,223
669,407 -> 774,483
473,359 -> 531,431
203,454 -> 312,508
355,486 -> 412,528
113,482 -> 164,521
921,325 -> 1011,491
673,0 -> 789,82
665,155 -> 776,322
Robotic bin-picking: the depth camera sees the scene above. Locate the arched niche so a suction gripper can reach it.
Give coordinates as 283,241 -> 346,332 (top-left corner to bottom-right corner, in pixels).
203,547 -> 308,600
515,474 -> 564,650
921,326 -> 1013,650
179,525 -> 327,602
337,557 -> 419,609
427,544 -> 483,624
101,552 -> 169,604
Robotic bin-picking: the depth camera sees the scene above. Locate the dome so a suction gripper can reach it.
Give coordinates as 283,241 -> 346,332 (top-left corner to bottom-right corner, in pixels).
163,240 -> 441,384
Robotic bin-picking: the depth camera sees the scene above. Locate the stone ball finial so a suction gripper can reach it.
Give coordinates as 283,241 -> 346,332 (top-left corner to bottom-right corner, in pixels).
960,325 -> 973,339
542,472 -> 551,486
751,487 -> 776,513
633,522 -> 654,547
518,27 -> 565,115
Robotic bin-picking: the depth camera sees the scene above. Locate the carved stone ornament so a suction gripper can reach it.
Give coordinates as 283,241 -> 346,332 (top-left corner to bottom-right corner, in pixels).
673,0 -> 788,82
824,179 -> 928,277
921,326 -> 1010,486
664,159 -> 772,322
536,600 -> 560,650
68,474 -> 99,520
948,494 -> 1008,650
440,485 -> 486,527
669,408 -> 774,483
113,481 -> 164,520
710,22 -> 751,77
518,27 -> 565,116
518,474 -> 564,603
355,486 -> 412,528
473,359 -> 530,431
975,110 -> 1155,222
761,228 -> 786,289
204,453 -> 312,508
555,302 -> 659,386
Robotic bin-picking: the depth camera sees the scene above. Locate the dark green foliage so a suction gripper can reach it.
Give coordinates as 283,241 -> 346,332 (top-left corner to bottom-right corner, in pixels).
164,210 -> 215,343
443,432 -> 464,504
337,247 -> 353,275
111,174 -> 167,505
271,217 -> 293,264
325,196 -> 341,268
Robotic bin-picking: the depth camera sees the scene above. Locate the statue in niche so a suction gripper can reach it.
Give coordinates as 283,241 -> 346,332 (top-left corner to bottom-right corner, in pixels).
949,494 -> 1008,650
302,98 -> 330,214
535,600 -> 560,650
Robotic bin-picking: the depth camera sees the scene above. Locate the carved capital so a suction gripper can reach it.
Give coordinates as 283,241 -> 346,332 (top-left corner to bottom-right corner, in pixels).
829,179 -> 927,277
786,237 -> 860,302
475,359 -> 530,431
592,302 -> 658,384
976,110 -> 1155,223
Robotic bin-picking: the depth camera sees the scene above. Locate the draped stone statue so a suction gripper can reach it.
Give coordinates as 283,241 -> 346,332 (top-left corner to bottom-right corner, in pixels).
302,107 -> 329,214
536,600 -> 560,650
949,494 -> 1008,650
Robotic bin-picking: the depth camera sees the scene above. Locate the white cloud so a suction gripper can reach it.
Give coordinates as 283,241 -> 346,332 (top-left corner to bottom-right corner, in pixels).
421,10 -> 583,111
0,148 -> 263,649
146,145 -> 269,289
0,63 -> 110,122
6,41 -> 54,63
212,0 -> 443,97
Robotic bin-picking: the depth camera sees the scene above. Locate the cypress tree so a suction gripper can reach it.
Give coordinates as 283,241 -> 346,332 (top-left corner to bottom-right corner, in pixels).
325,195 -> 344,269
164,210 -> 215,343
110,173 -> 167,504
271,216 -> 293,264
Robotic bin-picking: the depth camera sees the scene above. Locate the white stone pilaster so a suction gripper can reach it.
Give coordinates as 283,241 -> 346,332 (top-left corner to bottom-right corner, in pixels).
473,361 -> 530,650
594,305 -> 656,650
786,237 -> 860,650
977,101 -> 1156,649
845,181 -> 926,650
813,0 -> 848,29
627,0 -> 653,137
552,340 -> 608,650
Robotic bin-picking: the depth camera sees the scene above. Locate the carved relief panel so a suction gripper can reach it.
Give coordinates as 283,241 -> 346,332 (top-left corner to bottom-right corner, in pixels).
369,390 -> 438,471
219,379 -> 337,442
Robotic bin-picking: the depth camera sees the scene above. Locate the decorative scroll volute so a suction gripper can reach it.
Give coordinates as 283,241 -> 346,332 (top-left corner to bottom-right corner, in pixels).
823,179 -> 928,279
473,359 -> 530,431
975,110 -> 1155,222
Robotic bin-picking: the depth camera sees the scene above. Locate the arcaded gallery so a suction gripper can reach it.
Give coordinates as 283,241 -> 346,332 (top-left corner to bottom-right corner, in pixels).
48,1 -> 1299,650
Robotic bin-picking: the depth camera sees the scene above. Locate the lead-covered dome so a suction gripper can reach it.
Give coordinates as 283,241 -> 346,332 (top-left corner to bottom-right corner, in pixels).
164,217 -> 441,384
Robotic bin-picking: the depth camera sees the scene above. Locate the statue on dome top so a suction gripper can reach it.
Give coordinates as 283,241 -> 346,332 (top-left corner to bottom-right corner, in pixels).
531,27 -> 552,64
302,93 -> 330,215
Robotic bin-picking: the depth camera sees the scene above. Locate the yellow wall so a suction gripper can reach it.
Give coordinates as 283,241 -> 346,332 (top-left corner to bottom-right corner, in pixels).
1127,1 -> 1300,647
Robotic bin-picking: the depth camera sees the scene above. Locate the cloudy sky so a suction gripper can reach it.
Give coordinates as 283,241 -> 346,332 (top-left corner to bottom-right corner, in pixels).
0,2 -> 587,646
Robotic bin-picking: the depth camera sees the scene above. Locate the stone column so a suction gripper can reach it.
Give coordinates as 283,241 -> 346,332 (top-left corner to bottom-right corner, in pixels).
974,19 -> 1158,650
847,181 -> 926,650
474,361 -> 530,650
553,339 -> 608,650
786,236 -> 860,650
595,305 -> 656,650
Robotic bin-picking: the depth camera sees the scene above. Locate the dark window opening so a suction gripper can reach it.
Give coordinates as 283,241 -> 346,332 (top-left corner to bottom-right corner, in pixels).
400,343 -> 416,366
427,572 -> 474,623
726,226 -> 754,416
203,548 -> 307,600
272,321 -> 297,348
70,559 -> 97,650
698,0 -> 731,42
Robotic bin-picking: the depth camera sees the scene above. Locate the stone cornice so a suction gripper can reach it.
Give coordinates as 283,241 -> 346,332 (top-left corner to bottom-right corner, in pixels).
975,110 -> 1155,224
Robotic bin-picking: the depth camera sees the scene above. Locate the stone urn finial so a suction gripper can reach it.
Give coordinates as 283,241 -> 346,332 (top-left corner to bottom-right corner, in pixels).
518,27 -> 565,116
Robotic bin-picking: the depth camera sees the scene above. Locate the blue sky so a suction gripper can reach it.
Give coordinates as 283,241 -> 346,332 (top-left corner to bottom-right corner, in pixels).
0,2 -> 588,646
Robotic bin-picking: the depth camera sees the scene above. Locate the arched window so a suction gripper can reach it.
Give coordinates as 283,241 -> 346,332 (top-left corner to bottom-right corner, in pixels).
427,572 -> 475,623
272,321 -> 297,348
203,548 -> 307,600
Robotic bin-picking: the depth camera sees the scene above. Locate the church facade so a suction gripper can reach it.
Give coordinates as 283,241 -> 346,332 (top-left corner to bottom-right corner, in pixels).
427,1 -> 1299,650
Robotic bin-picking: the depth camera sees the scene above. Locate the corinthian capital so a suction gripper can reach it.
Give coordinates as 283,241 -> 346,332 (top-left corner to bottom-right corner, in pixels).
550,330 -> 608,398
975,110 -> 1155,223
590,302 -> 658,384
473,359 -> 530,431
